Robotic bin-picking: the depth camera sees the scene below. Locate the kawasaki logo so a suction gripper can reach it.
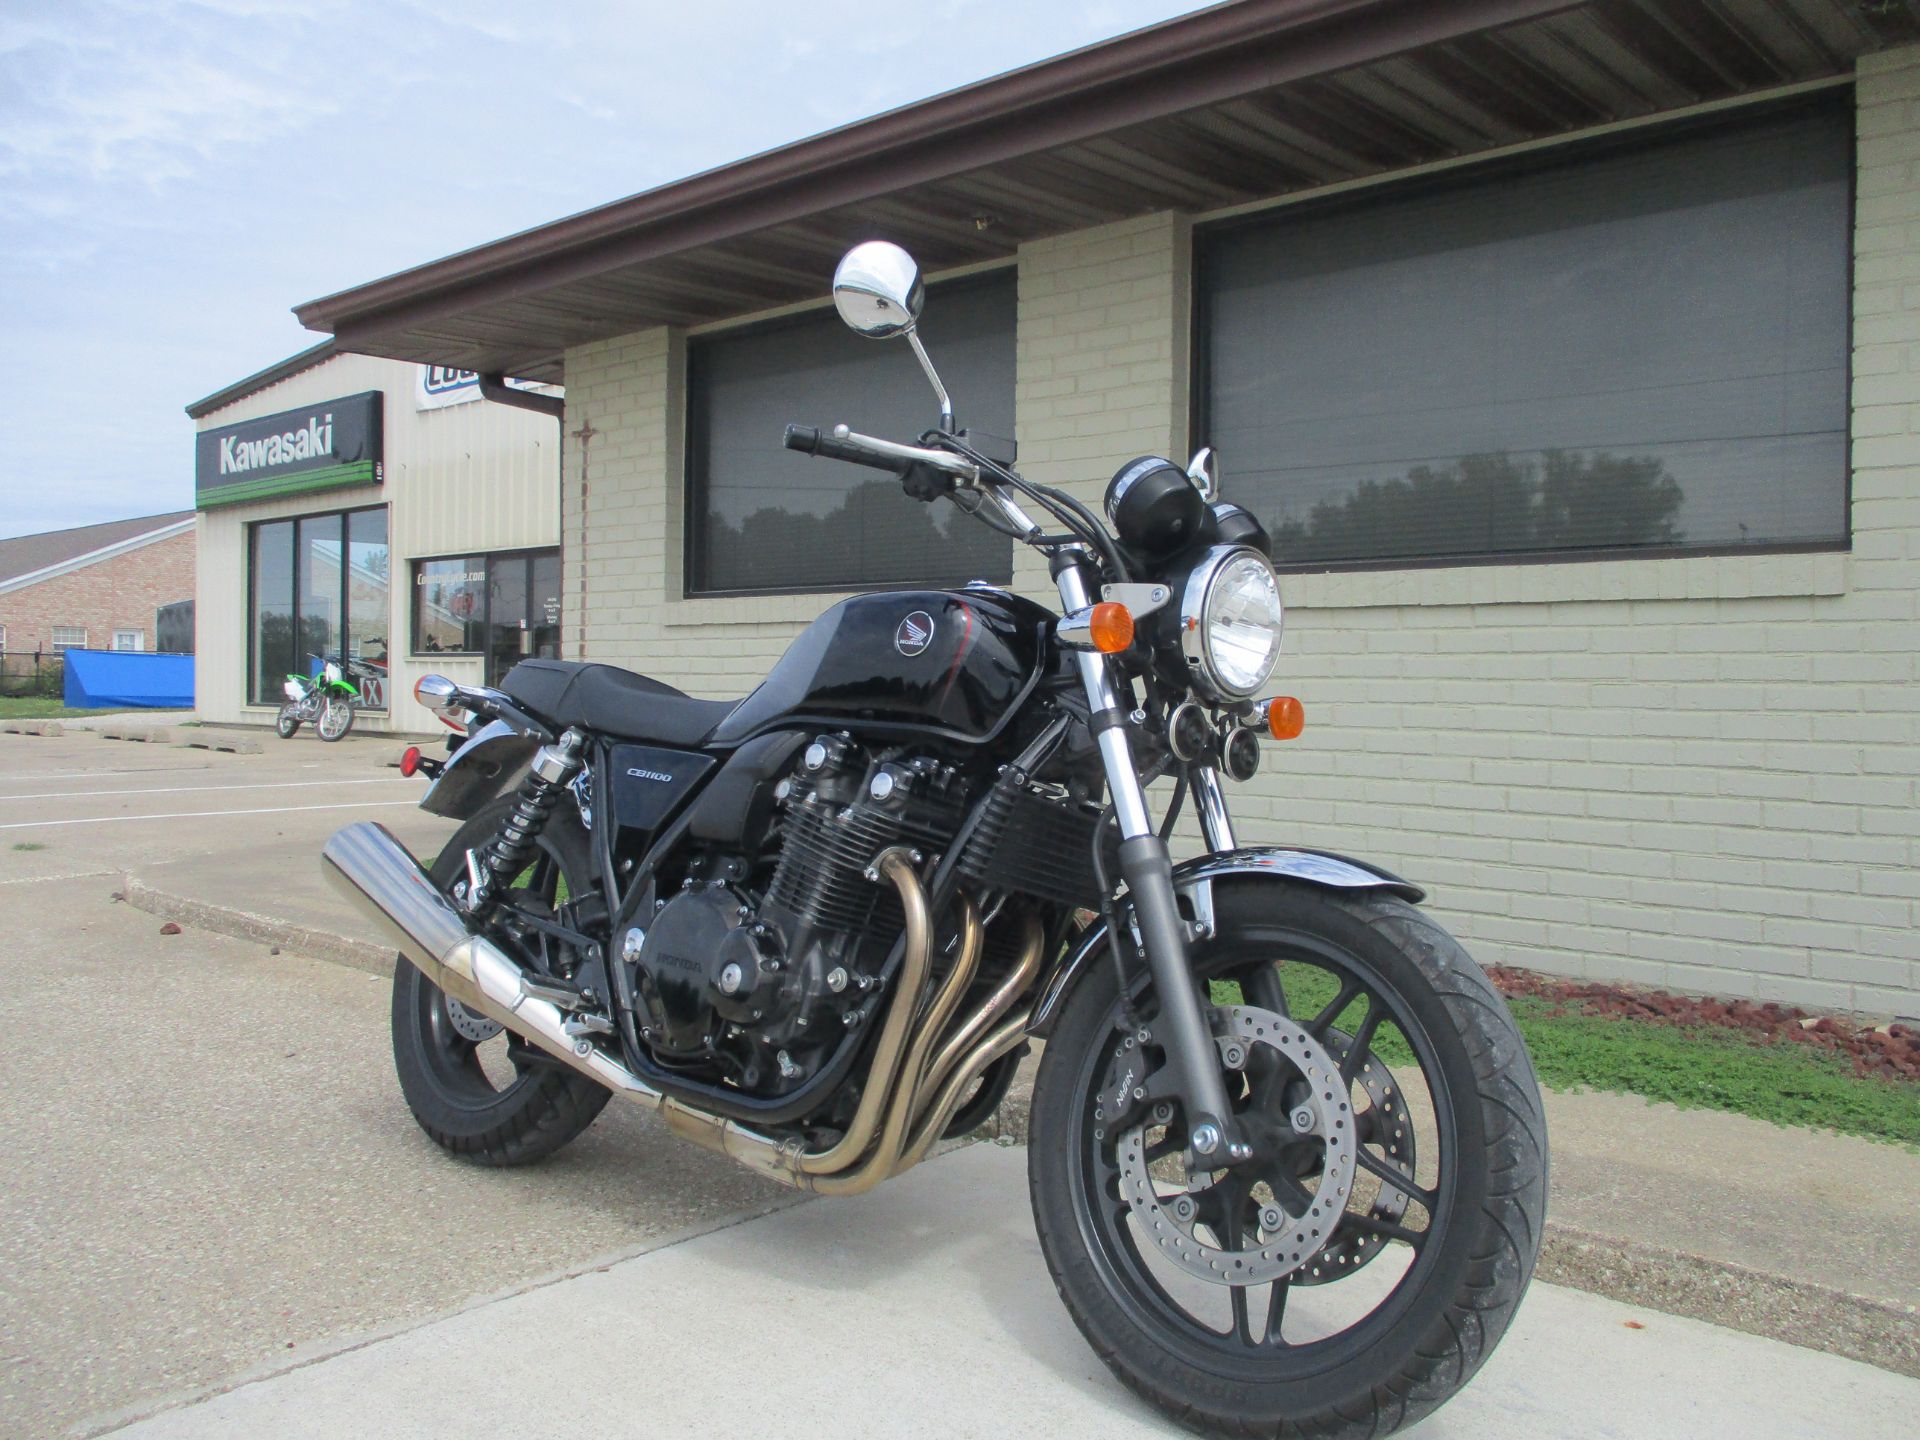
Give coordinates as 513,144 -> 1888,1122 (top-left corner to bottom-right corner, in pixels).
220,415 -> 333,474
195,390 -> 381,508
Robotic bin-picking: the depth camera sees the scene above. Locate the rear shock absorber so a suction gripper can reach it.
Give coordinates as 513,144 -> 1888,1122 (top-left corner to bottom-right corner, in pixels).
459,727 -> 588,916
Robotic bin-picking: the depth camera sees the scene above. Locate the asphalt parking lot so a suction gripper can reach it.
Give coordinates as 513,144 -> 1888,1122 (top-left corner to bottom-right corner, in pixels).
0,724 -> 456,948
3,724 -> 1917,1438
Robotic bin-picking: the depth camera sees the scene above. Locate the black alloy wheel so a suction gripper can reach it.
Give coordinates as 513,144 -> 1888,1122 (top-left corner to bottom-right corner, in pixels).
1028,879 -> 1547,1438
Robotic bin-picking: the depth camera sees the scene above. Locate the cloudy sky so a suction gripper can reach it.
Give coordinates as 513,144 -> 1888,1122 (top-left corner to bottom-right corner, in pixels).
0,0 -> 1207,538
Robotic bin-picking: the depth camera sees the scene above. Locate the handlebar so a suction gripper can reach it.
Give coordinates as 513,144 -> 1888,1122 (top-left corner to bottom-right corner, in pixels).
783,423 -> 979,482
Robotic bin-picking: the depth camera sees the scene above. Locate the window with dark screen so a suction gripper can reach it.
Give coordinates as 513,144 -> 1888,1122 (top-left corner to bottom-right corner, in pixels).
1197,98 -> 1852,571
686,270 -> 1017,595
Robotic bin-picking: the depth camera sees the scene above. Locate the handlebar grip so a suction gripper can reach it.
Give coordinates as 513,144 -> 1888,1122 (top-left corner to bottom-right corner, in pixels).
782,422 -> 907,474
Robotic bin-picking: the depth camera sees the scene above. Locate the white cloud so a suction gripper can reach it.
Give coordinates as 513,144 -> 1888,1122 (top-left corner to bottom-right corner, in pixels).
0,0 -> 1213,534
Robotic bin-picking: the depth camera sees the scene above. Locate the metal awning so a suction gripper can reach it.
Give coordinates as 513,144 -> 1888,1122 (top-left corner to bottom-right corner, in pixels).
294,0 -> 1918,383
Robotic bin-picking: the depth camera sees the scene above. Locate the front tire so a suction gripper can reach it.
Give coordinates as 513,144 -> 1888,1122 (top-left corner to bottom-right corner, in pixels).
390,796 -> 610,1165
316,694 -> 354,741
1028,881 -> 1548,1439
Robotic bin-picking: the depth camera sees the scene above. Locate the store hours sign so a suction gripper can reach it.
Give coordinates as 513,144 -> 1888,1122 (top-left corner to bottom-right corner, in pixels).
196,391 -> 383,508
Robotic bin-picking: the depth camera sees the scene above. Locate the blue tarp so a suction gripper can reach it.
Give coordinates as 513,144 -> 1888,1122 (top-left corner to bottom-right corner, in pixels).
62,649 -> 195,709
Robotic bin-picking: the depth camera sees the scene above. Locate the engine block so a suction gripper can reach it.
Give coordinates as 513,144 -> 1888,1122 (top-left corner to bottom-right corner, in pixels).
632,735 -> 967,1096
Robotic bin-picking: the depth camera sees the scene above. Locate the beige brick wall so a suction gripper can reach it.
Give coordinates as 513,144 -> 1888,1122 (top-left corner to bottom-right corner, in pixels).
559,54 -> 1920,1016
0,529 -> 195,655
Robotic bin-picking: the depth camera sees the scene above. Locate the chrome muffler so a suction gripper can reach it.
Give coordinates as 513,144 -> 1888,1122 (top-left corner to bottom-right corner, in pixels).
321,821 -> 661,1100
321,821 -> 1033,1192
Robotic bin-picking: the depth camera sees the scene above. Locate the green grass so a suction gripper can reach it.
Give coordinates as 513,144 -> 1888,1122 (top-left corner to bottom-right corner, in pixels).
11,842 -> 47,852
1212,969 -> 1919,1148
0,698 -> 150,719
509,862 -> 570,905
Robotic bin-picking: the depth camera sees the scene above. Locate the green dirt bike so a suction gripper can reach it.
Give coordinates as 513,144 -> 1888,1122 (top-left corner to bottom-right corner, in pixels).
277,652 -> 369,742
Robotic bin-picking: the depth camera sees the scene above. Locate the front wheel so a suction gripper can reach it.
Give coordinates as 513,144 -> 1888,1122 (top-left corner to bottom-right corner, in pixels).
316,693 -> 354,741
1028,881 -> 1548,1439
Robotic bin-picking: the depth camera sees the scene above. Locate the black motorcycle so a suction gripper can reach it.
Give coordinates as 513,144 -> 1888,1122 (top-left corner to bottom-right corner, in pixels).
324,241 -> 1547,1438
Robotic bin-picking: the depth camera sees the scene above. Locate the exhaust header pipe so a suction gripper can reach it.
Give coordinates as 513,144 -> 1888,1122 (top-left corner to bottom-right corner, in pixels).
320,822 -> 1034,1193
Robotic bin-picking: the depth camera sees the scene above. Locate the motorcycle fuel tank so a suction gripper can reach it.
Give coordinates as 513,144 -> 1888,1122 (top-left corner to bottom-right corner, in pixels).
710,589 -> 1050,746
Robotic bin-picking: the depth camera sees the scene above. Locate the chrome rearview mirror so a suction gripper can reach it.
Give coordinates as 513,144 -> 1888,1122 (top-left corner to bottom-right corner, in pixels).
1186,446 -> 1219,501
832,240 -> 954,433
833,241 -> 924,338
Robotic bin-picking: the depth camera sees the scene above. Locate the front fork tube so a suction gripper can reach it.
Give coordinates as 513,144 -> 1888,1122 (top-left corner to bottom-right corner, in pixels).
1190,765 -> 1239,853
1056,556 -> 1246,1165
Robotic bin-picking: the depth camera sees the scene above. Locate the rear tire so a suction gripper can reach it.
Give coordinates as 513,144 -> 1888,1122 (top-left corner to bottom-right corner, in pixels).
275,704 -> 301,739
1028,881 -> 1548,1438
390,796 -> 610,1165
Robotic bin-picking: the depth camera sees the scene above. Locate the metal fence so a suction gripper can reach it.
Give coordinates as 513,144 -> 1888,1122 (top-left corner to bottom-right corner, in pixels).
0,651 -> 66,698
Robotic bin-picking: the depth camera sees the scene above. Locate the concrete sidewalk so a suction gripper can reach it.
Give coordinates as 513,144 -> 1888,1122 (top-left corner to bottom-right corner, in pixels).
103,1143 -> 1920,1440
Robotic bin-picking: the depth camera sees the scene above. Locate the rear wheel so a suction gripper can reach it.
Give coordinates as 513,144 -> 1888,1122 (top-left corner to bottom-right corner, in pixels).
274,704 -> 301,739
1028,880 -> 1548,1438
390,796 -> 609,1165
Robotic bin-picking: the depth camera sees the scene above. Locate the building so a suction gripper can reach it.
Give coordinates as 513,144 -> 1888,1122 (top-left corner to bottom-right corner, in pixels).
290,0 -> 1920,1016
187,343 -> 562,732
0,511 -> 195,660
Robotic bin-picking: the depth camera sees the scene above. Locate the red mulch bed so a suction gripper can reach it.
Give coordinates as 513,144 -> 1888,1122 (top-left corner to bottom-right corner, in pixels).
1485,966 -> 1920,1083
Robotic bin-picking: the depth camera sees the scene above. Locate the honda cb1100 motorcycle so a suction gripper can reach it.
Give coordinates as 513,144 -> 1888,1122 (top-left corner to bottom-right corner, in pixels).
323,241 -> 1547,1437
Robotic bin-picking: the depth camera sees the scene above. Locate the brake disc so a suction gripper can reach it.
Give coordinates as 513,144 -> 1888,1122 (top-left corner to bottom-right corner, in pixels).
445,996 -> 503,1043
1291,1032 -> 1414,1286
1110,1005 -> 1357,1287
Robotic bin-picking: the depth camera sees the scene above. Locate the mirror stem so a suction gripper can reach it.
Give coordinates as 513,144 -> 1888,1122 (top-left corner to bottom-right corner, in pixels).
906,330 -> 954,433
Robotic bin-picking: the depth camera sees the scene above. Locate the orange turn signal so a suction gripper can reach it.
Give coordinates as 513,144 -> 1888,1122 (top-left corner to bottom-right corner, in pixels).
1266,696 -> 1305,740
1089,602 -> 1134,654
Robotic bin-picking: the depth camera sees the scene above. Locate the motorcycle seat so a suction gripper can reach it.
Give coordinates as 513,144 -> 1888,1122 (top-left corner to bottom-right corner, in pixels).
499,659 -> 739,748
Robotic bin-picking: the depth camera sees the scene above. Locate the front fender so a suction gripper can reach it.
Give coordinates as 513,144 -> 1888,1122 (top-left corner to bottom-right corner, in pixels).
1025,846 -> 1425,1038
419,718 -> 541,819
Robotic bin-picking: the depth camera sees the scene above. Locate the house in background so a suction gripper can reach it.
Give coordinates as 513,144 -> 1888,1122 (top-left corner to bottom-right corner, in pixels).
0,512 -> 196,659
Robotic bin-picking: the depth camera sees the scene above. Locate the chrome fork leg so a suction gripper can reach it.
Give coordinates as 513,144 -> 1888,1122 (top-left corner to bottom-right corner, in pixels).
1056,555 -> 1241,1165
1191,766 -> 1239,853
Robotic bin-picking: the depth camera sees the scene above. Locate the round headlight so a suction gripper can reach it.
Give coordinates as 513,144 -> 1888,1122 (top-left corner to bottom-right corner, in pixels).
1179,547 -> 1283,700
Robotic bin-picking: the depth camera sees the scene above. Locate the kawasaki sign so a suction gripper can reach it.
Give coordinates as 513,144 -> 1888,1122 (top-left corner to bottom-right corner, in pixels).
196,391 -> 382,508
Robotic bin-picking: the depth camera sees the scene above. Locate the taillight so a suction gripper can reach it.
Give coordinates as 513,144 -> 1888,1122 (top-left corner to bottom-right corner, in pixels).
399,745 -> 422,777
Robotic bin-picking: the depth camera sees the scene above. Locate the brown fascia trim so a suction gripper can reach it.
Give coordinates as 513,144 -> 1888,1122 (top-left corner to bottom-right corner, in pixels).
297,0 -> 1579,343
185,339 -> 342,418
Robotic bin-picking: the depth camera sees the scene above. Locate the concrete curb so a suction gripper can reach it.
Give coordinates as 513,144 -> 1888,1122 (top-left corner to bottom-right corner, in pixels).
1534,1222 -> 1919,1379
122,879 -> 1918,1379
119,877 -> 392,976
2,720 -> 67,736
175,733 -> 264,754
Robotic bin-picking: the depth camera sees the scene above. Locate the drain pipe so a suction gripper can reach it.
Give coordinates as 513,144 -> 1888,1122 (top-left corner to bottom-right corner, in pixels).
478,373 -> 564,419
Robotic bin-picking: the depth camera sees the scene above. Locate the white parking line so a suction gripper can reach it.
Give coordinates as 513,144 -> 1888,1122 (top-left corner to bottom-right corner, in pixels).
0,778 -> 414,803
0,800 -> 420,831
0,768 -> 206,784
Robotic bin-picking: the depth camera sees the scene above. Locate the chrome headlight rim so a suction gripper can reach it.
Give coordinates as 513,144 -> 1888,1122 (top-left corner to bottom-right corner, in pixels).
1178,545 -> 1284,702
